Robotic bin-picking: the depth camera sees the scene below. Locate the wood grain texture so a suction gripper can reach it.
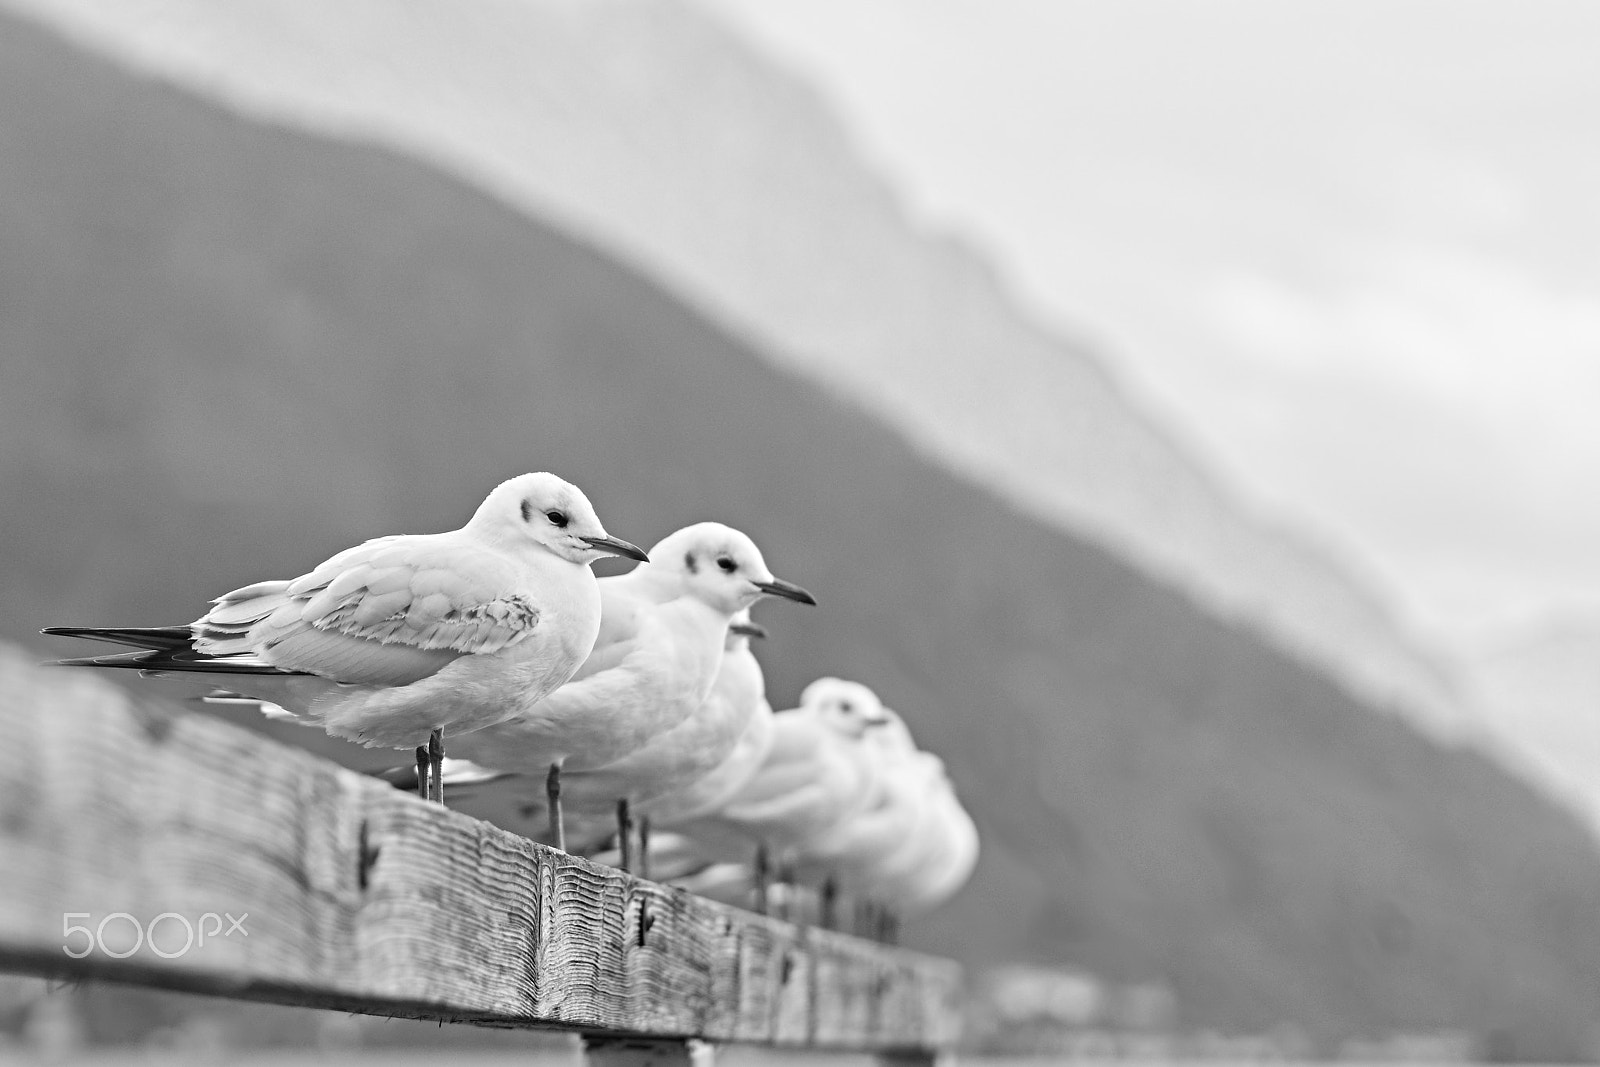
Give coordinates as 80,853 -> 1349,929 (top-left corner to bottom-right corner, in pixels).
0,649 -> 961,1051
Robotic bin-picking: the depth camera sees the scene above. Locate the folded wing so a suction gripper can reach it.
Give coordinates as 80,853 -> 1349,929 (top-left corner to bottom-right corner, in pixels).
196,535 -> 542,686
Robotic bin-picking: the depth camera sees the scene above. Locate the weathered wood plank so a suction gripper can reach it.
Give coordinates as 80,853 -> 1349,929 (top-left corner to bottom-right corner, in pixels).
0,648 -> 961,1051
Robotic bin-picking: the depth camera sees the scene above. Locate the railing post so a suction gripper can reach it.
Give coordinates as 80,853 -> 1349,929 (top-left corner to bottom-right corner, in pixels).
582,1034 -> 714,1067
876,1050 -> 939,1067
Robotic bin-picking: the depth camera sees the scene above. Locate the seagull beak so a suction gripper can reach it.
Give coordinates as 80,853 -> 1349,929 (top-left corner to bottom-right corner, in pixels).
730,619 -> 769,640
581,534 -> 650,562
863,716 -> 894,729
753,577 -> 817,606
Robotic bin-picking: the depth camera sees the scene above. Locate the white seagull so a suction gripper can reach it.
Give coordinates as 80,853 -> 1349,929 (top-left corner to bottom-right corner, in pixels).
872,761 -> 980,915
792,705 -> 979,921
425,610 -> 772,854
716,677 -> 892,846
640,681 -> 979,928
642,616 -> 777,827
516,610 -> 773,856
43,472 -> 647,802
644,677 -> 890,887
790,705 -> 926,889
445,522 -> 815,854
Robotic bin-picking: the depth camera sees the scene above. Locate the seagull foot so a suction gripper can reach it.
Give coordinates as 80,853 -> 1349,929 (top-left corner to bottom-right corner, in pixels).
754,843 -> 770,916
427,727 -> 445,805
616,798 -> 633,873
545,763 -> 566,853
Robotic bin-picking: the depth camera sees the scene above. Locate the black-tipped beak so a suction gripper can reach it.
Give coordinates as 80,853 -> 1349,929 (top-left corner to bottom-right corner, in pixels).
753,577 -> 817,606
730,619 -> 769,640
581,534 -> 650,562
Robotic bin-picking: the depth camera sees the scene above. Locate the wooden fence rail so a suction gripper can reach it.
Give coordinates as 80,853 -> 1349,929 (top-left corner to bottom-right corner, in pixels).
0,648 -> 961,1062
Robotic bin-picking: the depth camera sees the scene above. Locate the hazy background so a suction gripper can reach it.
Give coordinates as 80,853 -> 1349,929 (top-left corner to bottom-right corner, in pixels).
699,0 -> 1600,643
2,0 -> 1598,1061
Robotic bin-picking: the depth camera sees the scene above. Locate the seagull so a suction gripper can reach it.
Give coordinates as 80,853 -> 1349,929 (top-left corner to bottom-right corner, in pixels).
715,677 -> 893,845
566,610 -> 771,808
639,677 -> 890,891
663,824 -> 973,932
511,609 -> 772,872
790,705 -> 927,891
445,522 -> 815,856
635,681 -> 980,926
42,472 -> 647,803
412,609 -> 771,857
642,620 -> 777,827
873,763 -> 980,915
786,707 -> 977,929
780,696 -> 979,925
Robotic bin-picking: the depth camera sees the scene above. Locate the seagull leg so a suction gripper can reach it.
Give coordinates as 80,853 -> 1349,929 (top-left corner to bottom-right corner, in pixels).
820,876 -> 838,930
427,728 -> 445,805
413,745 -> 429,801
545,763 -> 565,852
638,815 -> 651,881
616,799 -> 634,873
754,844 -> 770,916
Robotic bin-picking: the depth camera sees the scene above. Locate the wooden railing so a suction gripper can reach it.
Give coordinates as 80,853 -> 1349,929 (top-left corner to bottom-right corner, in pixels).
0,649 -> 960,1064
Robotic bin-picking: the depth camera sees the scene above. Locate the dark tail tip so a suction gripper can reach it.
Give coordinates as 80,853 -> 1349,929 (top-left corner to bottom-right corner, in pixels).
41,625 -> 194,652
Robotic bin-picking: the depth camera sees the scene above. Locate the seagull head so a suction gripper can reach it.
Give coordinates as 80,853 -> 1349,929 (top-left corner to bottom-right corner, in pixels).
472,472 -> 648,566
644,522 -> 816,616
798,677 -> 893,739
862,705 -> 919,757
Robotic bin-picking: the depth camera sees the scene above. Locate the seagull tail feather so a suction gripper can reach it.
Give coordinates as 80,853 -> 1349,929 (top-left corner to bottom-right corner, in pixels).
47,646 -> 302,676
41,625 -> 195,651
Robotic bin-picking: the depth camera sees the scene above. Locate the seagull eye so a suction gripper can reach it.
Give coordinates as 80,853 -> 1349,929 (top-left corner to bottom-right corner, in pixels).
717,557 -> 737,573
546,510 -> 569,528
840,701 -> 854,714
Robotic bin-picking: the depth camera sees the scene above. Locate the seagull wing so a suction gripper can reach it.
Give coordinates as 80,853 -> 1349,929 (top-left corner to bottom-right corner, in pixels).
195,534 -> 542,686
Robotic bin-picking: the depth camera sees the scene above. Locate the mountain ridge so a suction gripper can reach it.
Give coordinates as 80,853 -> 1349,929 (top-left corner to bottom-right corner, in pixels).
1454,610 -> 1600,832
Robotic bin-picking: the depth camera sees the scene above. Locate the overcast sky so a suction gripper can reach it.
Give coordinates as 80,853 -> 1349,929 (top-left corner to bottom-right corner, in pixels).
694,0 -> 1600,647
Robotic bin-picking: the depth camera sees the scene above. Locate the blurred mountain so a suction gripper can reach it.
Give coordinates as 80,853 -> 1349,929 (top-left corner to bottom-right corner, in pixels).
2,10 -> 1600,1058
3,0 -> 1472,743
1453,612 -> 1600,830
